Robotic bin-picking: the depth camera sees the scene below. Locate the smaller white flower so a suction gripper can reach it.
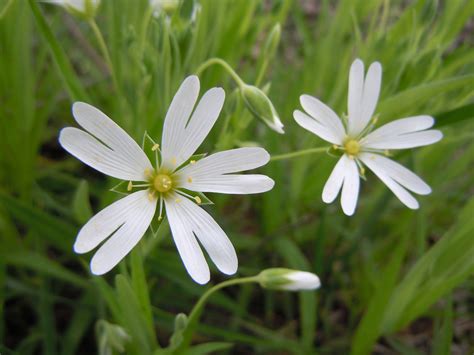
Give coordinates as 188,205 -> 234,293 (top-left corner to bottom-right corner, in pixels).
59,76 -> 274,284
294,59 -> 443,216
43,0 -> 100,18
258,268 -> 321,291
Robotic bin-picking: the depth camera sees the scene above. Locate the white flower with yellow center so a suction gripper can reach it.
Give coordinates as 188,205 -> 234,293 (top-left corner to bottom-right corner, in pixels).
293,59 -> 443,216
59,76 -> 274,284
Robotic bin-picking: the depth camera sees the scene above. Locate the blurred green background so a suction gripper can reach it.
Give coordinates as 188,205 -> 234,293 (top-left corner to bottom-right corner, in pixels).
0,0 -> 473,353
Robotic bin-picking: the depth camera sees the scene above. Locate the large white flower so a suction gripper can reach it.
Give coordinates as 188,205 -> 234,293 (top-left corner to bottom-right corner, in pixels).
59,76 -> 274,284
293,59 -> 443,216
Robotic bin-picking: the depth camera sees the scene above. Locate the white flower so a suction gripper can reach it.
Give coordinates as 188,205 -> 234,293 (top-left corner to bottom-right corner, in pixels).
149,0 -> 179,17
258,268 -> 321,291
59,76 -> 274,284
43,0 -> 100,17
294,59 -> 443,216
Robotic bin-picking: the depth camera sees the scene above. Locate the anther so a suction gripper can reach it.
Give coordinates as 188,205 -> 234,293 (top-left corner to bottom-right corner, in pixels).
194,196 -> 202,204
158,216 -> 163,221
190,160 -> 196,164
148,191 -> 156,201
127,181 -> 133,191
151,144 -> 160,151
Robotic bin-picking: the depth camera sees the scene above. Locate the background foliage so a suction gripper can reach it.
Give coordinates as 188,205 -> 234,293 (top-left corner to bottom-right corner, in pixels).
0,0 -> 473,353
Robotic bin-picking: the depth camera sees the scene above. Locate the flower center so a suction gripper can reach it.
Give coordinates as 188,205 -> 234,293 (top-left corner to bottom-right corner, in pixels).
153,174 -> 172,192
344,139 -> 360,156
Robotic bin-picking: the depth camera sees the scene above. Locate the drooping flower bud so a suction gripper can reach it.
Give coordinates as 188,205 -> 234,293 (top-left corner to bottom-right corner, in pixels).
96,320 -> 130,354
240,84 -> 284,134
258,268 -> 321,291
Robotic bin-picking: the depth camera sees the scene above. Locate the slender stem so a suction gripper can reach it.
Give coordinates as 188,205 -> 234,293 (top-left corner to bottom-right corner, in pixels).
195,57 -> 245,87
270,147 -> 329,161
179,276 -> 260,350
88,19 -> 119,92
137,6 -> 154,60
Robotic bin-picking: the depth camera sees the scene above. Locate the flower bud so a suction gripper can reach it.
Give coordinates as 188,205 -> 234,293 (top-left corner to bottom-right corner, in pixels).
44,0 -> 101,19
240,84 -> 284,134
96,320 -> 130,354
149,0 -> 180,17
258,268 -> 321,291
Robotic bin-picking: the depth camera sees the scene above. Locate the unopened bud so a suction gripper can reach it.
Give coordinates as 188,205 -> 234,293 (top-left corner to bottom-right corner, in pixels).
240,84 -> 284,134
258,268 -> 321,291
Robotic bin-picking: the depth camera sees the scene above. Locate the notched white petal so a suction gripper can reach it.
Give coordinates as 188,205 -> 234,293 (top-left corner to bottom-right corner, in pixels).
322,156 -> 346,203
340,156 -> 360,216
165,194 -> 237,283
360,153 -> 421,209
59,127 -> 149,181
293,110 -> 342,145
300,94 -> 346,141
71,102 -> 152,177
75,190 -> 156,275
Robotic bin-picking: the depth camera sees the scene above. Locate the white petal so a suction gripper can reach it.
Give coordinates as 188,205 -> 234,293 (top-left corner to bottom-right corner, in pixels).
361,115 -> 442,149
178,148 -> 270,176
161,76 -> 200,166
300,95 -> 346,142
161,77 -> 225,169
86,190 -> 156,275
322,156 -> 346,203
181,174 -> 274,194
363,130 -> 443,150
359,153 -> 420,209
293,110 -> 343,145
284,271 -> 321,291
362,115 -> 434,142
177,147 -> 274,194
340,155 -> 360,216
71,102 -> 152,178
74,190 -> 148,253
358,62 -> 382,134
59,127 -> 149,181
348,61 -> 382,136
168,193 -> 238,276
348,59 -> 364,135
359,153 -> 431,194
165,197 -> 210,284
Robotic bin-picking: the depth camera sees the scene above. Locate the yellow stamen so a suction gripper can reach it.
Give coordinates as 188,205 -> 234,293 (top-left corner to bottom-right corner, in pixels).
148,191 -> 155,201
190,160 -> 196,164
344,139 -> 360,157
151,143 -> 160,151
158,216 -> 163,221
194,196 -> 202,204
127,181 -> 133,191
153,174 -> 172,193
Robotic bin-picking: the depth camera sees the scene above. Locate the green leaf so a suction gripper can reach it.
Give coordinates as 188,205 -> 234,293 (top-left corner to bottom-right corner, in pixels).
381,198 -> 474,333
378,74 -> 474,118
3,252 -> 88,288
72,180 -> 93,224
434,103 -> 474,127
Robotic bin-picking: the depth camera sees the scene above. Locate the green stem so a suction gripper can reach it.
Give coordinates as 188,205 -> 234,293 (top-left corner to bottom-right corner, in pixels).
195,57 -> 246,88
88,19 -> 119,92
270,147 -> 329,161
137,6 -> 154,62
179,276 -> 260,351
28,0 -> 88,101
